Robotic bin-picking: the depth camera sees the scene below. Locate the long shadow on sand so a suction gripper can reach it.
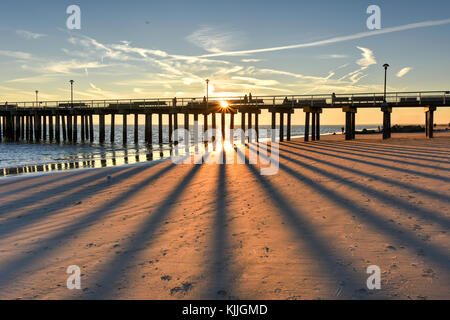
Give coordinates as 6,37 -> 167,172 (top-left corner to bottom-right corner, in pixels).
267,143 -> 450,229
0,160 -> 184,291
288,141 -> 450,183
84,157 -> 207,299
235,146 -> 380,299
246,143 -> 450,272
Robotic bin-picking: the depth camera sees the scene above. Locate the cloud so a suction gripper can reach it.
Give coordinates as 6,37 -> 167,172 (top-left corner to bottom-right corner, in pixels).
241,58 -> 262,63
16,30 -> 47,40
356,47 -> 376,68
198,18 -> 450,57
0,50 -> 33,60
396,67 -> 412,78
317,54 -> 348,59
186,26 -> 239,53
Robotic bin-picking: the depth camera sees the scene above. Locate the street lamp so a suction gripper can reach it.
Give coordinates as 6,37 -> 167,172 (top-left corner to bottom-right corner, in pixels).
205,79 -> 209,106
383,64 -> 389,102
35,90 -> 38,106
69,80 -> 74,107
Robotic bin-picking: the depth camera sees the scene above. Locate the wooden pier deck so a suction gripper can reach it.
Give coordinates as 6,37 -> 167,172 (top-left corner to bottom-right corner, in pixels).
1,91 -> 449,145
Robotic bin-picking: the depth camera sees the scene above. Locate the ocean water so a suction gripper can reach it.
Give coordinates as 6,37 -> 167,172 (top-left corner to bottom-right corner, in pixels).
0,124 -> 377,177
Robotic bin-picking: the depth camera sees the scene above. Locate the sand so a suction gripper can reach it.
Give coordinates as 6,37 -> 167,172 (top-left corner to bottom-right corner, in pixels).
0,131 -> 449,300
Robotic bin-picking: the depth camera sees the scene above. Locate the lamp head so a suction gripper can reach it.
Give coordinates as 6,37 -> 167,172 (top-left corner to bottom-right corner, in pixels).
383,63 -> 390,69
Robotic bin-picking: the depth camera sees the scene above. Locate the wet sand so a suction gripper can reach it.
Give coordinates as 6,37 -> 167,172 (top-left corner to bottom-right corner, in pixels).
0,132 -> 449,300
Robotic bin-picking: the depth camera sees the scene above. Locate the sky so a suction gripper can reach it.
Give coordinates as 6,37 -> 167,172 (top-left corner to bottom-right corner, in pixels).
0,0 -> 450,124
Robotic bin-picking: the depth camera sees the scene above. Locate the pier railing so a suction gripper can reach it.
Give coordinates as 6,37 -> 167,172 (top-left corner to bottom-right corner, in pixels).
1,90 -> 449,109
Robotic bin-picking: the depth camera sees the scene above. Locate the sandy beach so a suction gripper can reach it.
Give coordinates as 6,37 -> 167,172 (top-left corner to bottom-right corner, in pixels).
0,131 -> 449,300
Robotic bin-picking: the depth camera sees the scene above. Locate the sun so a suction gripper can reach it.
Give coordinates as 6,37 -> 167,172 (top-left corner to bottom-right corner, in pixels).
220,101 -> 229,109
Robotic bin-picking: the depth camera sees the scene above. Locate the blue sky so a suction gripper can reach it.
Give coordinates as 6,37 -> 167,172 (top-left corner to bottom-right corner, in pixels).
1,0 -> 450,123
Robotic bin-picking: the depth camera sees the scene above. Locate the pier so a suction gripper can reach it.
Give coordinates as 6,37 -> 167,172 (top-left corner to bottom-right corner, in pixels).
1,91 -> 449,145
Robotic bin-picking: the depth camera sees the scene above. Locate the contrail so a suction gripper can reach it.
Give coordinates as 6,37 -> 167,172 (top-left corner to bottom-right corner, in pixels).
199,18 -> 450,57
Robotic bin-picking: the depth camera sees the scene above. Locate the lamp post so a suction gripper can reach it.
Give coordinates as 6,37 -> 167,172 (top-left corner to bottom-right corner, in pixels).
69,80 -> 74,107
383,64 -> 389,102
35,90 -> 38,106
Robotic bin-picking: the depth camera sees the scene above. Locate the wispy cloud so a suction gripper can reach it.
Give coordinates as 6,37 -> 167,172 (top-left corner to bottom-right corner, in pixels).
396,67 -> 412,78
198,18 -> 450,57
0,50 -> 33,60
317,54 -> 348,59
241,58 -> 262,63
16,30 -> 47,40
186,26 -> 240,53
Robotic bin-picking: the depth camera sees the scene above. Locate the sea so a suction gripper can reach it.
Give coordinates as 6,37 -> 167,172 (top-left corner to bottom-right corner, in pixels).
0,124 -> 378,177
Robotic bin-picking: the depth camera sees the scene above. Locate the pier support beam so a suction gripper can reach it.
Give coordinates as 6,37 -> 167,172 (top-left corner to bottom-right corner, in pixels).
134,114 -> 139,144
247,112 -> 252,142
241,112 -> 246,145
381,106 -> 392,140
80,115 -> 85,142
49,115 -> 54,141
280,112 -> 284,142
158,113 -> 163,145
55,114 -> 60,142
42,115 -> 47,141
303,107 -> 321,142
145,113 -> 152,144
221,112 -> 226,143
99,114 -> 105,143
230,113 -> 235,142
287,112 -> 291,141
67,115 -> 73,143
89,114 -> 94,142
168,113 -> 173,144
271,112 -> 276,141
15,115 -> 20,141
110,114 -> 115,143
62,115 -> 67,142
343,106 -> 357,140
73,115 -> 78,143
425,106 -> 436,138
123,114 -> 128,145
84,115 -> 89,141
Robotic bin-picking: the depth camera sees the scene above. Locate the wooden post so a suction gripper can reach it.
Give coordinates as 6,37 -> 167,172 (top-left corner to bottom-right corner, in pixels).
35,114 -> 40,141
221,112 -> 226,143
247,112 -> 252,142
241,112 -> 246,145
62,115 -> 67,142
211,112 -> 216,142
49,115 -> 54,141
30,115 -> 34,142
425,106 -> 436,138
311,112 -> 316,141
73,115 -> 78,143
304,112 -> 310,142
158,113 -> 163,145
316,112 -> 320,141
230,112 -> 235,143
345,112 -> 351,140
280,112 -> 284,142
255,113 -> 259,142
99,114 -> 105,143
351,112 -> 356,140
173,113 -> 178,132
203,113 -> 208,133
382,106 -> 391,140
145,113 -> 152,144
168,113 -> 173,144
134,114 -> 139,144
15,115 -> 20,141
123,114 -> 128,145
55,114 -> 60,142
81,115 -> 85,142
21,116 -> 25,140
84,115 -> 89,140
110,113 -> 115,143
89,114 -> 94,142
184,112 -> 189,148
287,112 -> 291,141
42,115 -> 47,141
272,112 -> 276,141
